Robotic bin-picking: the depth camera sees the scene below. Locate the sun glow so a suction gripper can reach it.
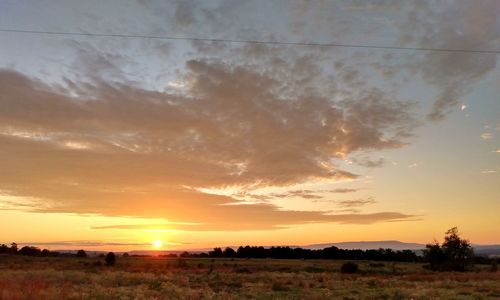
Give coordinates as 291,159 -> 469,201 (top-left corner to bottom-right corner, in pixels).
153,240 -> 162,249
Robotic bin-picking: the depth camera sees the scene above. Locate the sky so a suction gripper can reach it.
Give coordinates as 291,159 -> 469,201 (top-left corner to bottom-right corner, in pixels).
0,0 -> 499,251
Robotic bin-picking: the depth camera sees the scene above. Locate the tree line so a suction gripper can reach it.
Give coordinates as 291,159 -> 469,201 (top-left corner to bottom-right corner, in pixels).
0,243 -> 60,257
2,228 -> 495,272
0,242 -> 419,261
173,245 -> 421,262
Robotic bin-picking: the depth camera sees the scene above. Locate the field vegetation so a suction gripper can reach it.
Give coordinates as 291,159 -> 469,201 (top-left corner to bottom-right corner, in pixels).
0,254 -> 499,299
1,228 -> 498,299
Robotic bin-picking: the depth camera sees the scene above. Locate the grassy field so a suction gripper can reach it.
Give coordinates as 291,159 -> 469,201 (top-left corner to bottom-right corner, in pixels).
0,254 -> 499,299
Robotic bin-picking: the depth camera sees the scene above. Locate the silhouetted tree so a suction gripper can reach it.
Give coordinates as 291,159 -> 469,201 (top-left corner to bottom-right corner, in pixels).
18,246 -> 41,256
209,247 -> 223,257
0,244 -> 9,253
10,243 -> 18,254
424,227 -> 474,271
76,249 -> 87,258
223,247 -> 236,257
105,252 -> 116,266
424,241 -> 446,270
442,227 -> 474,271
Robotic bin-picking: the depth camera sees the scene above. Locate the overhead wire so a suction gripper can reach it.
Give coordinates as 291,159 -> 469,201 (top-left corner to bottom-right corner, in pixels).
0,28 -> 498,54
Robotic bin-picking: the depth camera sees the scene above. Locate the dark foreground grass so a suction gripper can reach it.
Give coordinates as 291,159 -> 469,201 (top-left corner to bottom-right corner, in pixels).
0,255 -> 499,299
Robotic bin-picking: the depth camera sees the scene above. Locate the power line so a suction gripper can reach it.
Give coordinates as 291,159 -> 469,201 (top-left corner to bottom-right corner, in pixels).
1,28 -> 499,54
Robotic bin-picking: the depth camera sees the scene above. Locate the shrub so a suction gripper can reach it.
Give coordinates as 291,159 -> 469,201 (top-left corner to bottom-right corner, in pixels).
76,250 -> 87,258
272,282 -> 290,291
340,262 -> 358,274
369,262 -> 385,268
105,252 -> 116,266
491,259 -> 498,272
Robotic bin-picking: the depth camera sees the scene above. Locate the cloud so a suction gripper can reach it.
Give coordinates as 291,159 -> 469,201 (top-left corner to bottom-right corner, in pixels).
90,211 -> 413,231
480,132 -> 494,140
480,170 -> 497,174
336,197 -> 376,208
352,157 -> 386,168
0,56 -> 418,229
311,196 -> 376,210
235,188 -> 360,202
399,1 -> 499,120
180,0 -> 498,123
128,0 -> 497,125
272,190 -> 324,200
329,188 -> 358,193
408,163 -> 419,168
18,241 -> 153,247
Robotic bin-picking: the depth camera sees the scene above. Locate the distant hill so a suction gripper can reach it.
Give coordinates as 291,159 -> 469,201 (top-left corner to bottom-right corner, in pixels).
302,241 -> 500,256
472,245 -> 500,257
303,240 -> 425,250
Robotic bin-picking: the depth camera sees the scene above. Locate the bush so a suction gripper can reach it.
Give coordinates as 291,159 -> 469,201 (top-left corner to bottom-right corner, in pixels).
105,252 -> 116,266
340,262 -> 358,274
76,250 -> 87,258
369,262 -> 385,268
491,259 -> 498,272
18,246 -> 41,256
272,282 -> 290,291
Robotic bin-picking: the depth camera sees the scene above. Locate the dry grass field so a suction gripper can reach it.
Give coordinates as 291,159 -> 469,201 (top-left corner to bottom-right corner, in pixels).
0,254 -> 499,299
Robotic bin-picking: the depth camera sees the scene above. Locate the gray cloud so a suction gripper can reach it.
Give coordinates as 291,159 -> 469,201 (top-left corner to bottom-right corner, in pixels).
329,188 -> 358,193
235,188 -> 360,202
352,157 -> 386,168
337,197 -> 376,208
399,1 -> 499,120
311,197 -> 376,211
175,1 -> 196,27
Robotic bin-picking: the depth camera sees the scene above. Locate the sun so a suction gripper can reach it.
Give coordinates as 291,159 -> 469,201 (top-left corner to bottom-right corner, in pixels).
152,240 -> 162,249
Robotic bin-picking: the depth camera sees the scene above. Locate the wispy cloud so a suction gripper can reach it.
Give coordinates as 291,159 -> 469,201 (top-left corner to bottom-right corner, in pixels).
480,170 -> 497,174
90,211 -> 414,230
408,163 -> 420,168
17,241 -> 152,247
480,132 -> 494,140
336,197 -> 376,208
352,157 -> 386,168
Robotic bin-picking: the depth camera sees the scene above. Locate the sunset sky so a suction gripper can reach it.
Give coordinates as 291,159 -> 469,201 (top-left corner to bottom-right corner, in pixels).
0,0 -> 499,251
